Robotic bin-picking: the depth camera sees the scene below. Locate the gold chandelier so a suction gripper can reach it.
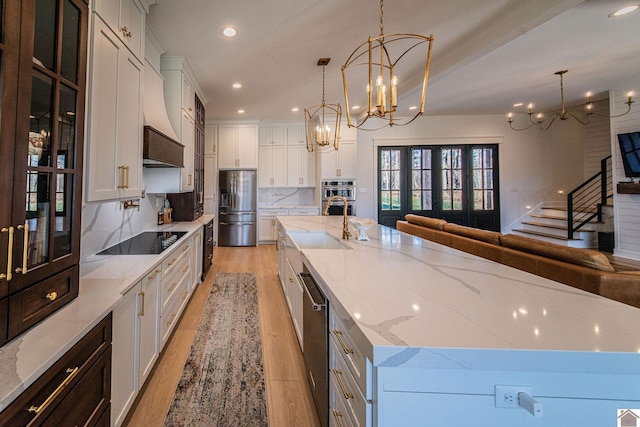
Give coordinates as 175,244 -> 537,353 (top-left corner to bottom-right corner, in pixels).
341,0 -> 434,130
508,70 -> 635,131
304,58 -> 342,152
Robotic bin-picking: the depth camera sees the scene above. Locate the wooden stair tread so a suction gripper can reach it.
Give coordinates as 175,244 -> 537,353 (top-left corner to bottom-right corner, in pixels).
512,228 -> 583,241
521,221 -> 596,232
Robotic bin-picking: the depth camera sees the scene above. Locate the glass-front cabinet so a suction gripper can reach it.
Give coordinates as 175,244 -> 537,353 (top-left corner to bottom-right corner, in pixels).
0,0 -> 88,345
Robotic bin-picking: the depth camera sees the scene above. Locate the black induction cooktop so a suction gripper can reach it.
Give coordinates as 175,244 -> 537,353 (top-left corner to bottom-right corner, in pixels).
97,231 -> 187,255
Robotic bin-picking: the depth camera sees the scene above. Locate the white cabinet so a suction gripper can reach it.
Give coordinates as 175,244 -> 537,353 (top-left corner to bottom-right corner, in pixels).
287,145 -> 315,187
93,0 -> 144,61
111,266 -> 160,427
320,140 -> 356,179
259,145 -> 286,187
86,14 -> 143,202
218,124 -> 259,169
159,237 -> 192,347
161,58 -> 199,191
191,227 -> 203,290
259,126 -> 287,146
259,208 -> 288,243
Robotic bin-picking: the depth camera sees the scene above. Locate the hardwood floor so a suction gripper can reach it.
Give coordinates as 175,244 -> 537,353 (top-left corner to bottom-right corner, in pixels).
124,245 -> 321,427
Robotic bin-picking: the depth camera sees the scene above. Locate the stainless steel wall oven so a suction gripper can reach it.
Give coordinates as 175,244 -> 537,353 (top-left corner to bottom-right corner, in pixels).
321,180 -> 356,216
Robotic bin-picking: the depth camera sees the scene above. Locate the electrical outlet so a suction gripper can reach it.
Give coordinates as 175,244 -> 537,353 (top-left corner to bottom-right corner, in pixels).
495,385 -> 533,408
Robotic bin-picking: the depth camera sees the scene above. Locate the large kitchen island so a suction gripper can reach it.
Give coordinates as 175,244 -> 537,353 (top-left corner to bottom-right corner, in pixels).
277,215 -> 640,427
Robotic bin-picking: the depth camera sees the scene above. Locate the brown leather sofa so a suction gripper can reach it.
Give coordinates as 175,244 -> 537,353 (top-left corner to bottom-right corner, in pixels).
397,214 -> 640,309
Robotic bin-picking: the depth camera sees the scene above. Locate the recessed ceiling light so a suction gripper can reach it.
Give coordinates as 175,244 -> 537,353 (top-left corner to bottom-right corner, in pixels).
291,107 -> 299,112
609,4 -> 639,17
513,102 -> 524,107
222,26 -> 238,37
409,106 -> 417,111
232,82 -> 242,89
352,105 -> 360,110
237,109 -> 245,114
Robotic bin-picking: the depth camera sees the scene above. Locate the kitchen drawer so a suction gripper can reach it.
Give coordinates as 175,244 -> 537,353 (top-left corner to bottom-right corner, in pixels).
330,310 -> 372,399
162,238 -> 191,278
288,207 -> 320,216
160,254 -> 190,314
159,278 -> 190,346
259,208 -> 288,217
330,377 -> 357,427
329,338 -> 371,427
0,313 -> 112,426
7,266 -> 79,339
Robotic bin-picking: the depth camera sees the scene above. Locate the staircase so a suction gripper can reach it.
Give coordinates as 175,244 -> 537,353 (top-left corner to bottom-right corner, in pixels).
512,156 -> 614,249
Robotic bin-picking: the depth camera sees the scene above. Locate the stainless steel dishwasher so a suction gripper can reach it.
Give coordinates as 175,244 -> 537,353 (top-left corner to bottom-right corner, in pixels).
299,270 -> 328,427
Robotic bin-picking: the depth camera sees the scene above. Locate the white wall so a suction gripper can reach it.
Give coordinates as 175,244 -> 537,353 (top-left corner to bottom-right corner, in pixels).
582,99 -> 611,179
611,90 -> 640,260
353,114 -> 585,233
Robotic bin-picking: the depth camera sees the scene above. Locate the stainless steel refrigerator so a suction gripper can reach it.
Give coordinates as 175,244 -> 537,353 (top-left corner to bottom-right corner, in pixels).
218,170 -> 257,246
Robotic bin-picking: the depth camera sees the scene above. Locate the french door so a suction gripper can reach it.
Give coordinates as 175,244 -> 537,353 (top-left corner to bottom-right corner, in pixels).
378,145 -> 500,231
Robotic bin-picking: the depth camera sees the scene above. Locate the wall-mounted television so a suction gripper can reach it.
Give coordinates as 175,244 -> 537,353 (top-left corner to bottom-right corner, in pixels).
617,131 -> 640,178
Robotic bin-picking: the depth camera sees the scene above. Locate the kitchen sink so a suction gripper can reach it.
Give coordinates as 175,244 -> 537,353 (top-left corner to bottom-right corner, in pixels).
288,230 -> 352,250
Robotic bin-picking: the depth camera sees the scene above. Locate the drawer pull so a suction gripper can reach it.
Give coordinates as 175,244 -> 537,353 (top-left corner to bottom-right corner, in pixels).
184,245 -> 190,252
138,292 -> 145,316
28,367 -> 79,414
333,329 -> 354,355
332,410 -> 344,427
183,265 -> 189,273
168,282 -> 178,293
168,258 -> 178,266
167,313 -> 177,325
46,292 -> 58,301
332,369 -> 354,399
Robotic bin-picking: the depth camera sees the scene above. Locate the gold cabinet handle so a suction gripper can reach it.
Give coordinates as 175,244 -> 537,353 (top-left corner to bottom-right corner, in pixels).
28,367 -> 79,414
168,282 -> 178,293
184,245 -> 190,252
46,292 -> 58,301
125,166 -> 130,189
332,410 -> 344,427
166,313 -> 177,325
138,291 -> 145,316
1,226 -> 14,281
332,369 -> 354,399
120,26 -> 132,38
183,265 -> 189,273
188,174 -> 192,186
15,223 -> 28,274
117,165 -> 125,189
168,257 -> 178,266
333,329 -> 354,355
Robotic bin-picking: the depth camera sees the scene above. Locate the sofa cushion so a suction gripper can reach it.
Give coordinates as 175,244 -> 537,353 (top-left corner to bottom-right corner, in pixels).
443,223 -> 502,246
500,234 -> 615,272
405,214 -> 447,231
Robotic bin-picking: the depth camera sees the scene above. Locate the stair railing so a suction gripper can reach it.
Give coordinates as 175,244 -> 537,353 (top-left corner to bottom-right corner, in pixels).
567,155 -> 613,239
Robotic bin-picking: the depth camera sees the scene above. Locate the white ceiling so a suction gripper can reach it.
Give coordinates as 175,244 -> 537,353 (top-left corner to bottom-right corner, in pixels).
147,0 -> 640,122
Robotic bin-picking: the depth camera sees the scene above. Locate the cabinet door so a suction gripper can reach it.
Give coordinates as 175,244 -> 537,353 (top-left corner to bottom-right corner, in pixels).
8,0 -> 87,296
237,125 -> 258,168
217,125 -> 238,169
287,145 -> 315,187
87,16 -> 142,201
258,216 -> 275,242
182,74 -> 195,118
138,268 -> 160,387
117,49 -> 143,198
180,111 -> 195,191
337,141 -> 356,179
111,285 -> 138,427
258,146 -> 271,187
120,0 -> 144,60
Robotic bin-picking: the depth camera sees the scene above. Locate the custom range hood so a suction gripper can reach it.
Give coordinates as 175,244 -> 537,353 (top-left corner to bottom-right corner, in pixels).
142,64 -> 183,168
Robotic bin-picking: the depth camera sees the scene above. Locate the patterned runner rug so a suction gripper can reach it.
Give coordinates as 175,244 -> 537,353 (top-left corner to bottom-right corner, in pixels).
164,272 -> 268,427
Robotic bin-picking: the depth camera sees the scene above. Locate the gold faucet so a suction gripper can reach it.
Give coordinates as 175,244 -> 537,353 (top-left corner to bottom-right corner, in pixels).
322,195 -> 352,240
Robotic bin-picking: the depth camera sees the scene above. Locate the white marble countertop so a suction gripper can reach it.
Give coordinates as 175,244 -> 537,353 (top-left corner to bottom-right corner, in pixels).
278,216 -> 640,371
0,215 -> 213,411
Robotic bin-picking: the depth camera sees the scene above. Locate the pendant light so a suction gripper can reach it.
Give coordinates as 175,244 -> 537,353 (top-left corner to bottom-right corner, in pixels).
341,0 -> 434,130
304,58 -> 342,152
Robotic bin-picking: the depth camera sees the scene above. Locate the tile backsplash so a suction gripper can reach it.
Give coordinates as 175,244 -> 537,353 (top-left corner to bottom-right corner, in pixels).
258,187 -> 315,206
80,194 -> 160,260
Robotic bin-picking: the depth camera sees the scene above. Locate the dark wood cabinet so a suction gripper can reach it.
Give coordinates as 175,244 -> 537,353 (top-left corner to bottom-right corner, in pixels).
0,313 -> 112,426
203,218 -> 214,278
0,0 -> 88,345
167,94 -> 205,221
